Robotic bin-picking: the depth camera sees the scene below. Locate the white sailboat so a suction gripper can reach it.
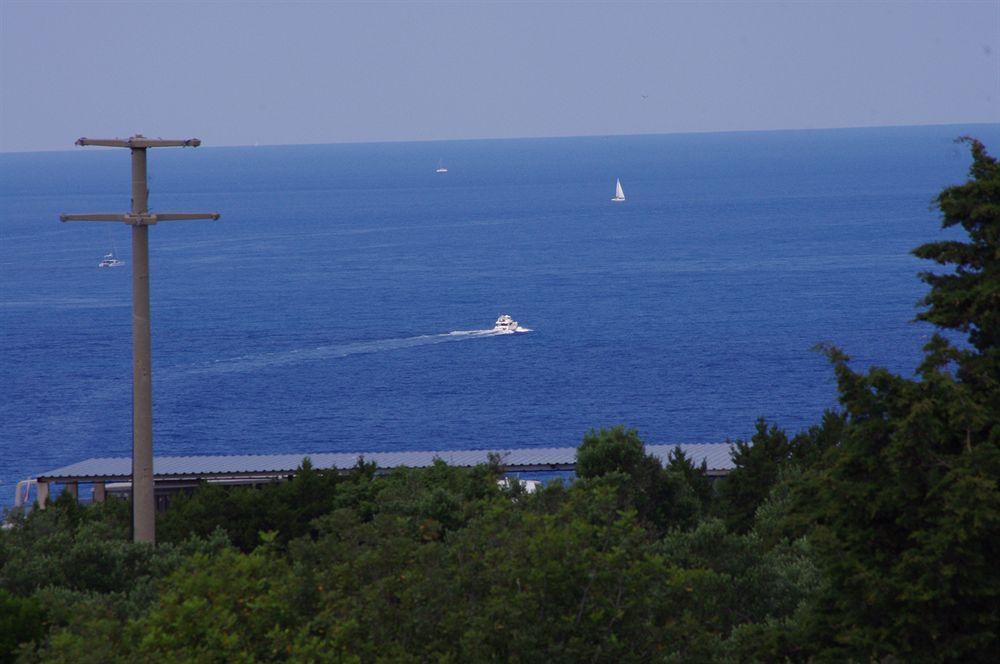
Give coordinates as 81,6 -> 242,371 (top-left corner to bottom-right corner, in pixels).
98,251 -> 124,268
99,233 -> 125,268
611,178 -> 626,202
435,160 -> 448,174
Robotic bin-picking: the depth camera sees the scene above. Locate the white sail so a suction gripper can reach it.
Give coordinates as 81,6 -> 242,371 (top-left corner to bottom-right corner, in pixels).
99,231 -> 125,267
612,178 -> 625,202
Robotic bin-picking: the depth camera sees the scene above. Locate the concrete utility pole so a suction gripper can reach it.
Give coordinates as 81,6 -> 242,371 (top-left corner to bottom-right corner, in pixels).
61,135 -> 219,544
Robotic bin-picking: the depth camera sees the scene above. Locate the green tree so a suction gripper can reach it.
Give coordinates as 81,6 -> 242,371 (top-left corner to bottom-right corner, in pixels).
0,590 -> 46,663
576,425 -> 699,531
912,136 -> 1000,450
659,518 -> 818,649
156,458 -> 348,550
715,419 -> 791,533
665,445 -> 714,512
575,425 -> 648,479
915,137 -> 1000,356
790,138 -> 1000,661
789,409 -> 846,469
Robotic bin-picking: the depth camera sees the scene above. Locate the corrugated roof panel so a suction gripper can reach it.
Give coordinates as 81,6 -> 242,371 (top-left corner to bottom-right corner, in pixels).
35,443 -> 734,480
38,457 -> 132,479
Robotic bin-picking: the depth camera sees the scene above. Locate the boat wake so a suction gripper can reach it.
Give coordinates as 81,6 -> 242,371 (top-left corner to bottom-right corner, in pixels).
490,326 -> 532,334
188,327 -> 529,375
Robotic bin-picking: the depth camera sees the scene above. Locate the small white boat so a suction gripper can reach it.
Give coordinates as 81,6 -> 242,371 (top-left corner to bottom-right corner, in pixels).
435,160 -> 448,174
493,314 -> 519,333
612,178 -> 626,202
98,251 -> 124,268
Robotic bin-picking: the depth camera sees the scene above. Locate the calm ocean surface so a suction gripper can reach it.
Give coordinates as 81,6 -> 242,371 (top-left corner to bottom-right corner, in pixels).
2,124 -> 998,505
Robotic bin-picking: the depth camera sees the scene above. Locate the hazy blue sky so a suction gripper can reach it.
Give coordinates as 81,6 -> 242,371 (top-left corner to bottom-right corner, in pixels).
1,1 -> 997,152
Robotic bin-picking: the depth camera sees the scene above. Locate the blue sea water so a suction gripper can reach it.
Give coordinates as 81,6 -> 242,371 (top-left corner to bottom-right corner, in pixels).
2,124 -> 998,506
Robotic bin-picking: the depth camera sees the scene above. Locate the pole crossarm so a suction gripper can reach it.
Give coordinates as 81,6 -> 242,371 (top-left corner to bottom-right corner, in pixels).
152,212 -> 221,222
60,212 -> 219,225
76,136 -> 201,149
59,213 -> 129,222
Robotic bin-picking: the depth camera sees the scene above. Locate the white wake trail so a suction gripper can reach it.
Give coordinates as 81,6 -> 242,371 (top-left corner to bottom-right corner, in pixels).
187,327 -> 526,375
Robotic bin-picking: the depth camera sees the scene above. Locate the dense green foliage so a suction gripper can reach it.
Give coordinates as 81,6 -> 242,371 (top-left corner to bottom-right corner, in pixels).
157,457 -> 367,551
576,425 -> 701,531
3,461 -> 817,662
1,139 -> 996,661
0,591 -> 45,664
781,138 -> 1000,661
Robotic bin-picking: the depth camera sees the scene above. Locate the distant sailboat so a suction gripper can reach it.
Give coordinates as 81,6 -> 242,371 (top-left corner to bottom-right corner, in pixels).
98,250 -> 124,268
612,178 -> 626,202
435,160 -> 448,174
99,233 -> 125,268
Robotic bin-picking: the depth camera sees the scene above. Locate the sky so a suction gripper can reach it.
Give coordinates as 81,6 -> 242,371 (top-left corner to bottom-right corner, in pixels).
1,1 -> 997,152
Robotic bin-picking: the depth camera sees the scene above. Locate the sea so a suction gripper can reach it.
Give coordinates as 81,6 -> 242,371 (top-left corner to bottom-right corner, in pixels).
2,124 -> 998,507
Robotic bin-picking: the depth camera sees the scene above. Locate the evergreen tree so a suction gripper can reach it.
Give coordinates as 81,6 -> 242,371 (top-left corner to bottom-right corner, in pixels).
665,445 -> 714,512
912,137 -> 1000,447
716,419 -> 791,533
793,138 -> 1000,661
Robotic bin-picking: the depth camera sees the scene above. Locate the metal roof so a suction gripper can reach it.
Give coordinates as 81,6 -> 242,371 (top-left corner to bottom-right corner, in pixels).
35,443 -> 734,482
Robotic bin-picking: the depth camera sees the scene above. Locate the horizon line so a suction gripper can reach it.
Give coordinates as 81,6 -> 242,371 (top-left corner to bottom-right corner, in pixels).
2,120 -> 998,155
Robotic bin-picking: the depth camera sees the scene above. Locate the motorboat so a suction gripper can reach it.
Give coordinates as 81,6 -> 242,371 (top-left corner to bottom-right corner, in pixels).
493,314 -> 519,333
